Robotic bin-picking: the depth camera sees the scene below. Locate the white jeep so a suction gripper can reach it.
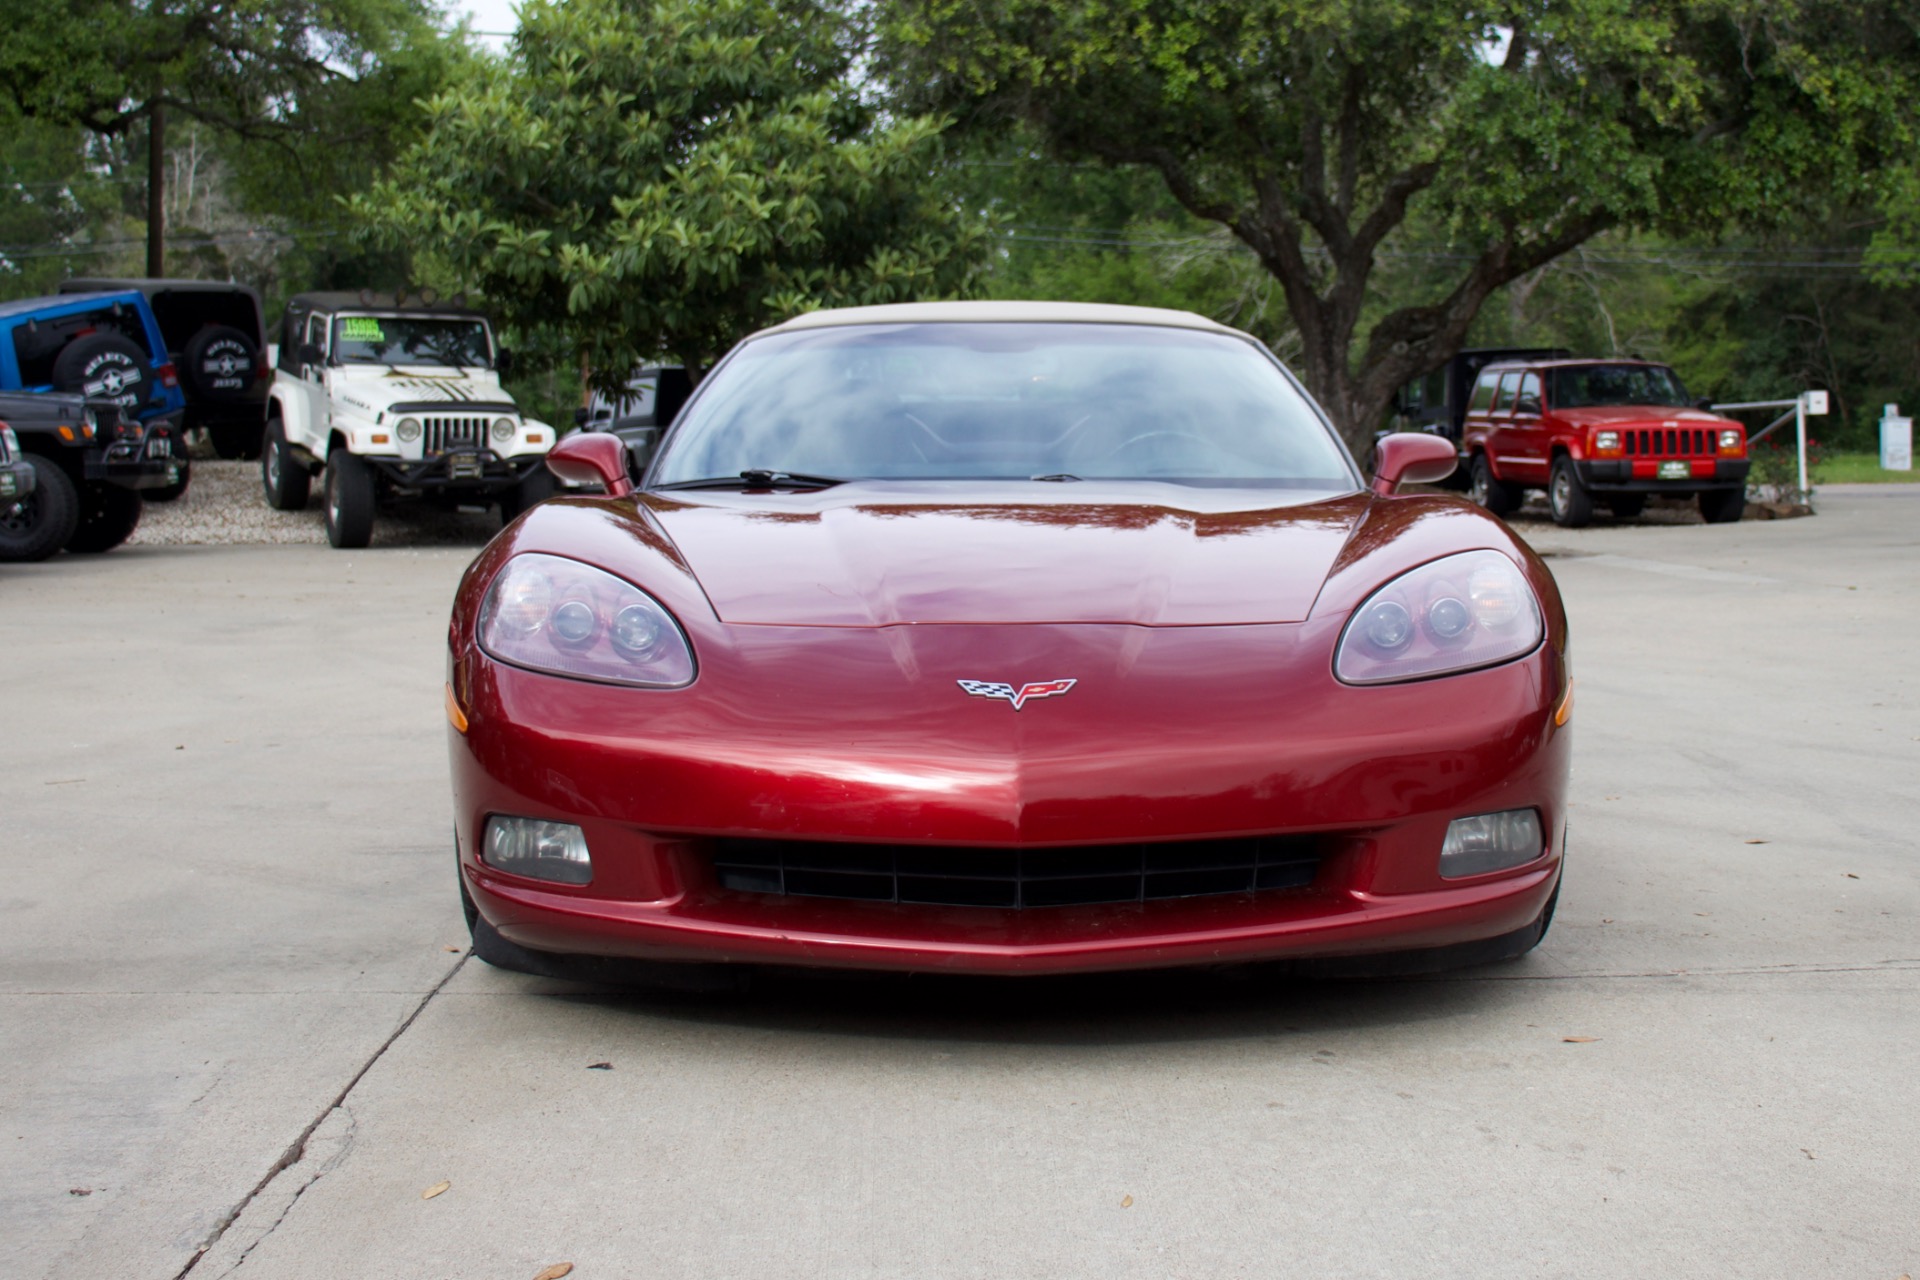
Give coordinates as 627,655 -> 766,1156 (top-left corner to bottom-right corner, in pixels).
259,292 -> 555,547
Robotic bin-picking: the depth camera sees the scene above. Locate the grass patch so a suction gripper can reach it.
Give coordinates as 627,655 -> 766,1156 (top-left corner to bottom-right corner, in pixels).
1817,452 -> 1920,484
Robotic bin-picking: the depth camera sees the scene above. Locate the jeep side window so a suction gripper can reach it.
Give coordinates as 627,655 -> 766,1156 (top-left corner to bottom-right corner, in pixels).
1467,371 -> 1499,413
305,314 -> 328,356
1514,372 -> 1543,416
1493,371 -> 1522,411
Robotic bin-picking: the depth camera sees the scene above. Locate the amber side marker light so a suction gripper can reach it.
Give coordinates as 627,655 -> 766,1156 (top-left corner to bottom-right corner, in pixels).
445,683 -> 469,734
1554,680 -> 1575,727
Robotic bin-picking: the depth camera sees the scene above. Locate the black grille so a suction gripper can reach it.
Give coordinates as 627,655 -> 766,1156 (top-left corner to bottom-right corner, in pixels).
424,416 -> 488,455
1623,427 -> 1710,458
711,835 -> 1323,909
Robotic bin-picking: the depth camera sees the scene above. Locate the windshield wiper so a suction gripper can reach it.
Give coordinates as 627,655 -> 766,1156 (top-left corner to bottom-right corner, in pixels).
656,470 -> 847,491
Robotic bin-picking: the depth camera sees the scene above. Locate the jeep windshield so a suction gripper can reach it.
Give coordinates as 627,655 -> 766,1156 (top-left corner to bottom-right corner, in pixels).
651,322 -> 1356,488
331,315 -> 493,369
1549,364 -> 1691,409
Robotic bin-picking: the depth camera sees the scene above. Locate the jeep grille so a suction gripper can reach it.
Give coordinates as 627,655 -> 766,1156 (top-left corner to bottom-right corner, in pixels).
423,417 -> 488,455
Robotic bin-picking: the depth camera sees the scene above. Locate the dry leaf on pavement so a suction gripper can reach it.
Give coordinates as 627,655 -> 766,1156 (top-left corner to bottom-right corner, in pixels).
421,1180 -> 451,1200
1562,1036 -> 1599,1043
1120,1195 -> 1133,1208
533,1265 -> 575,1280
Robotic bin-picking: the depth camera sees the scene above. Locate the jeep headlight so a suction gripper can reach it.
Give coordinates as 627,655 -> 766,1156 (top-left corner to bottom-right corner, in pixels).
395,417 -> 422,443
491,417 -> 517,443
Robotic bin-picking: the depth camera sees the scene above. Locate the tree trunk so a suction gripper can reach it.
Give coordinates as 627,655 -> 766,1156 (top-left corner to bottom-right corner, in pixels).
146,98 -> 165,278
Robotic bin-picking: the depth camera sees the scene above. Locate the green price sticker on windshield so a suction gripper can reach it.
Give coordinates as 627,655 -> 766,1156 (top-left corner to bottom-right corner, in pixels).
341,317 -> 385,341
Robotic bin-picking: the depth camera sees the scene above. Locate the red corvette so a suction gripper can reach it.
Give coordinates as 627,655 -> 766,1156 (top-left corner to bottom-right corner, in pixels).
446,303 -> 1571,978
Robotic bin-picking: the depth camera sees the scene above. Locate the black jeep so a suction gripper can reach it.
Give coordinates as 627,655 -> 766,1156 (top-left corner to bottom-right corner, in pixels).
0,390 -> 176,560
59,278 -> 271,460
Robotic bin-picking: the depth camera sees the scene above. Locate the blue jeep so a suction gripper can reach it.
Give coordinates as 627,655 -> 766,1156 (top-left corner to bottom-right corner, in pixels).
0,292 -> 187,558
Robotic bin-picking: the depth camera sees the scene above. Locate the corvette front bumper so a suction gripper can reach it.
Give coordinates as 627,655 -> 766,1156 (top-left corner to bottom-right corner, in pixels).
449,618 -> 1571,976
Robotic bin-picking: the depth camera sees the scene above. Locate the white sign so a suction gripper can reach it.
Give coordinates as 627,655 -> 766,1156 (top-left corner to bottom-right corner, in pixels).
1802,390 -> 1829,416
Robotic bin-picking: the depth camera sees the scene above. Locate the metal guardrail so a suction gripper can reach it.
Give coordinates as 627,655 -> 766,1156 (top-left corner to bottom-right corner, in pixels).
1711,394 -> 1822,503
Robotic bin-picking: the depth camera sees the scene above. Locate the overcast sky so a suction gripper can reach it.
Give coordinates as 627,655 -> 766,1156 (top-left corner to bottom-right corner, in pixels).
445,0 -> 519,46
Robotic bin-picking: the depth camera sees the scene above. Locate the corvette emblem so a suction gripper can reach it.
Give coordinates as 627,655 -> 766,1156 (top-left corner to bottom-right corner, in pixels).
957,678 -> 1077,711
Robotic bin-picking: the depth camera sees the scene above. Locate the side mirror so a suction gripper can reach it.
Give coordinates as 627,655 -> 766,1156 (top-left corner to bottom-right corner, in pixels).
297,343 -> 326,368
1514,396 -> 1541,417
1695,397 -> 1714,412
545,431 -> 633,497
494,348 -> 515,376
1371,432 -> 1458,495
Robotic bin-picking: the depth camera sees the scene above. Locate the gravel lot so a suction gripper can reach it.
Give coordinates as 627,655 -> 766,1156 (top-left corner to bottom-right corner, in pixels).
129,456 -> 501,549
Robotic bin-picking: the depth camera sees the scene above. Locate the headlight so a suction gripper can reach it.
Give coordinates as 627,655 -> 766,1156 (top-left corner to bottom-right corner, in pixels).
395,417 -> 422,443
491,417 -> 517,443
1718,428 -> 1743,454
1334,550 -> 1543,685
1594,430 -> 1620,454
478,552 -> 695,687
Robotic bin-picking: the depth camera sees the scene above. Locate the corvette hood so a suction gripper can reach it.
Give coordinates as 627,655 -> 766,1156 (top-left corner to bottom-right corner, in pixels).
641,483 -> 1367,626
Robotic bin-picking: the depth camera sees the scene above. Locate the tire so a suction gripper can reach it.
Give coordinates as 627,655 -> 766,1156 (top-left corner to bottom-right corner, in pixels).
498,466 -> 556,526
261,418 -> 310,511
1468,452 -> 1521,517
1607,494 -> 1647,519
181,324 -> 260,403
1547,455 -> 1593,528
0,455 -> 79,561
49,331 -> 163,416
208,421 -> 263,461
323,450 -> 375,548
1698,487 -> 1745,524
144,435 -> 191,504
64,482 -> 142,553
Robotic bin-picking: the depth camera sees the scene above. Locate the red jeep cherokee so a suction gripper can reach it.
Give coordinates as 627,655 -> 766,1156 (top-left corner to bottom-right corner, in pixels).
1461,359 -> 1749,527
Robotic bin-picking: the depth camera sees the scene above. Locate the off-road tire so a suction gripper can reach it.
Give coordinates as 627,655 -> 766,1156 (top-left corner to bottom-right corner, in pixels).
0,455 -> 79,561
261,418 -> 310,511
1548,455 -> 1594,528
181,324 -> 259,403
324,450 -> 375,548
64,481 -> 141,553
498,466 -> 555,526
1698,487 -> 1745,524
144,436 -> 191,504
1469,452 -> 1521,517
49,332 -> 162,416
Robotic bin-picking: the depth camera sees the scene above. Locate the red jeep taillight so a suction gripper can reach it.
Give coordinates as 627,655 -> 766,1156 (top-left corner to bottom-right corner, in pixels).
157,362 -> 179,389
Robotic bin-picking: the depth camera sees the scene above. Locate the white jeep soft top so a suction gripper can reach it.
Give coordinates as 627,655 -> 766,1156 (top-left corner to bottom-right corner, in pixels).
259,293 -> 558,548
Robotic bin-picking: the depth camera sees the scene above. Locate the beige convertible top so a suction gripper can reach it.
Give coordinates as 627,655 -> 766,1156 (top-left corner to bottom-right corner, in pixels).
759,299 -> 1240,336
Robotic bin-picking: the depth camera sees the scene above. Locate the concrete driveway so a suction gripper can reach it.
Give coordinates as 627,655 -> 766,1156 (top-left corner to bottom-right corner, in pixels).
3,491 -> 1915,1279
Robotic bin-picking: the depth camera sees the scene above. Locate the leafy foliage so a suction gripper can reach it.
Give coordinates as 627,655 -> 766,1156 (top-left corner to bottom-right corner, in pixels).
882,0 -> 1920,449
354,0 -> 992,389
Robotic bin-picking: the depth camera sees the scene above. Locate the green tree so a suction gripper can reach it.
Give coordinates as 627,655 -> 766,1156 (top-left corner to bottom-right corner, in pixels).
882,0 -> 1918,451
0,0 -> 455,277
353,0 -> 992,391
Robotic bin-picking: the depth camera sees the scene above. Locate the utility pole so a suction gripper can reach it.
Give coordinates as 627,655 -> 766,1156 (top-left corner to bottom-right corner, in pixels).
147,97 -> 165,278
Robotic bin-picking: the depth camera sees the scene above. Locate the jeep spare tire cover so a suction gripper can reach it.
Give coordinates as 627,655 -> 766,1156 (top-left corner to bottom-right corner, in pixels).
50,332 -> 162,415
182,324 -> 260,402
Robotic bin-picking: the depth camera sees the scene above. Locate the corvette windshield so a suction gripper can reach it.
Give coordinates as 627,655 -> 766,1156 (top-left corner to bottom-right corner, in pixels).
331,315 -> 493,368
1549,363 -> 1691,409
651,323 -> 1356,487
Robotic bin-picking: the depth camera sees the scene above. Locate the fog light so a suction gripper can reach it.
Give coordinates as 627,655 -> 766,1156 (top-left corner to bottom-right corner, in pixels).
483,815 -> 592,884
1439,809 -> 1543,878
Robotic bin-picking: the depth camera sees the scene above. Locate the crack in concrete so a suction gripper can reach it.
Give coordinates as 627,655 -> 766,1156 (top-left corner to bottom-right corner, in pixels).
210,1104 -> 359,1279
169,954 -> 468,1280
